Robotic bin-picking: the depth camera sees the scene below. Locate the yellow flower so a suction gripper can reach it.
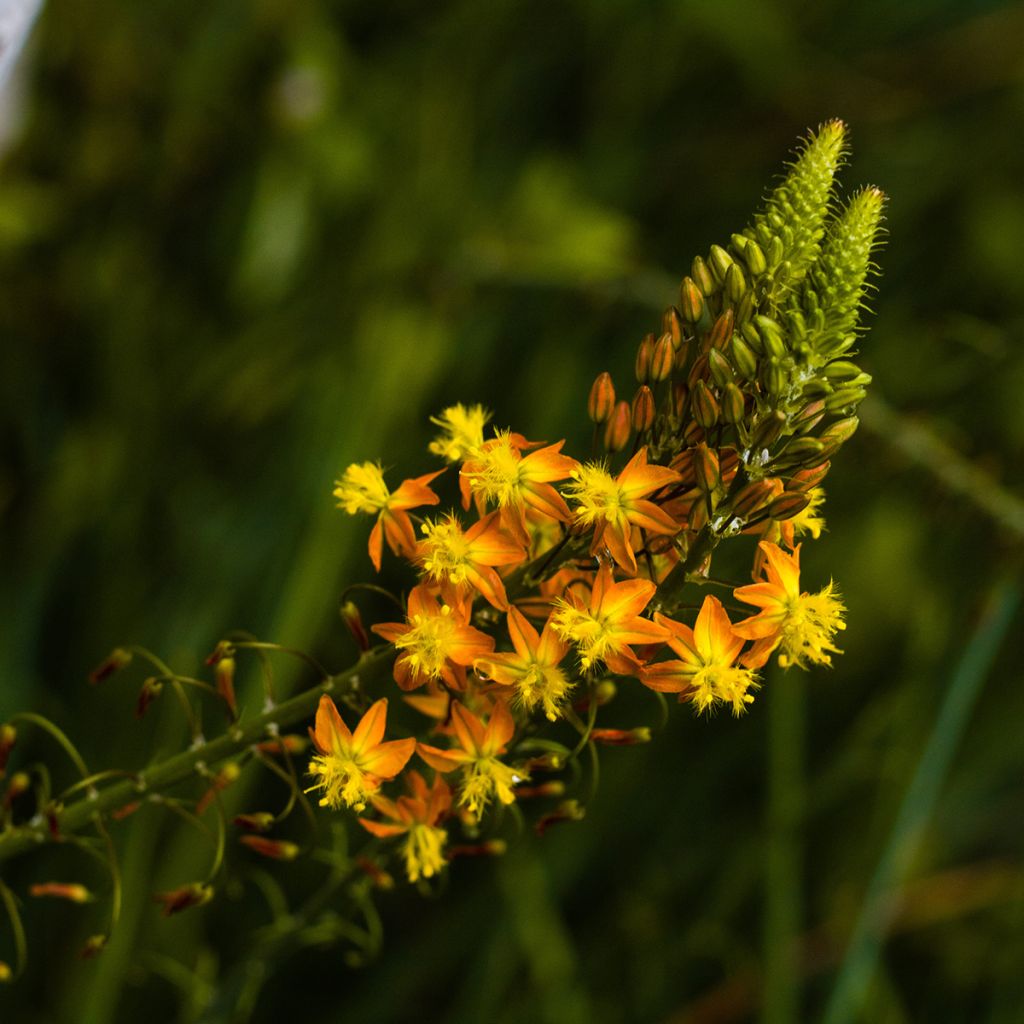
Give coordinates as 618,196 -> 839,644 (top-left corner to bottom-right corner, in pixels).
642,595 -> 760,715
333,463 -> 443,571
372,584 -> 495,691
566,447 -> 680,575
460,431 -> 578,546
418,510 -> 525,610
418,700 -> 522,820
551,563 -> 670,675
429,404 -> 491,462
475,607 -> 572,721
733,541 -> 846,669
359,771 -> 452,883
306,697 -> 415,811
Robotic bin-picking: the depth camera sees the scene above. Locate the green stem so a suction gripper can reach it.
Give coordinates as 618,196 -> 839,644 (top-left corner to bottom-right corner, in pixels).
0,646 -> 394,865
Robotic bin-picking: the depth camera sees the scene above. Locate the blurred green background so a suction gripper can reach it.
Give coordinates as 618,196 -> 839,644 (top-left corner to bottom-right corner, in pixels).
2,0 -> 1023,1021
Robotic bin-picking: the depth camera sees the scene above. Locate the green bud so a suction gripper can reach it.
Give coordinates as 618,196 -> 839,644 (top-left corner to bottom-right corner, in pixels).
707,309 -> 735,351
691,255 -> 716,296
767,234 -> 785,268
731,334 -> 759,378
752,410 -> 787,449
707,348 -> 735,389
725,263 -> 747,304
692,379 -> 720,429
755,315 -> 787,359
734,290 -> 755,326
708,244 -> 734,285
763,358 -> 788,398
721,382 -> 746,424
741,321 -> 763,353
679,277 -> 705,324
824,387 -> 867,413
823,360 -> 863,382
743,239 -> 768,276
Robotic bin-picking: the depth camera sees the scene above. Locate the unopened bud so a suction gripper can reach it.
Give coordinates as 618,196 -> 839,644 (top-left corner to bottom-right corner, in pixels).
80,935 -> 108,959
707,309 -> 734,352
743,239 -> 767,276
781,437 -> 827,467
792,399 -> 826,433
741,321 -> 763,354
767,491 -> 813,521
448,839 -> 508,860
88,648 -> 132,686
255,734 -> 309,756
635,333 -> 655,383
340,601 -> 371,653
355,855 -> 395,890
514,781 -> 566,800
763,358 -> 788,398
590,727 -> 651,746
786,463 -> 830,492
734,290 -> 755,326
233,812 -> 276,832
679,277 -> 705,323
708,244 -> 734,284
521,752 -> 564,773
0,725 -> 15,777
603,401 -> 631,453
724,263 -> 746,304
731,479 -> 777,519
239,835 -> 300,861
823,360 -> 864,382
111,801 -> 142,821
196,762 -> 241,815
691,380 -> 719,429
4,771 -> 30,808
824,387 -> 867,414
694,443 -> 721,495
631,386 -> 656,433
30,882 -> 95,904
650,334 -> 674,382
153,882 -> 214,917
767,234 -> 784,267
204,641 -> 233,666
664,307 -> 685,349
671,381 -> 688,420
721,383 -> 747,425
588,372 -> 616,424
691,255 -> 716,296
135,678 -> 163,719
707,349 -> 735,389
535,800 -> 586,837
819,417 -> 859,448
215,657 -> 237,718
730,334 -> 758,379
755,315 -> 787,359
752,410 -> 787,449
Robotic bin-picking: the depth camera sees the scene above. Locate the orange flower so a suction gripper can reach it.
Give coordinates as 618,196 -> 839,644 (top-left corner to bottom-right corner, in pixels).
333,462 -> 443,571
642,595 -> 760,714
306,697 -> 415,811
551,563 -> 670,675
418,700 -> 522,819
418,510 -> 526,610
566,447 -> 680,575
475,607 -> 572,721
460,431 -> 578,546
372,584 -> 495,691
359,770 -> 452,883
733,541 -> 845,669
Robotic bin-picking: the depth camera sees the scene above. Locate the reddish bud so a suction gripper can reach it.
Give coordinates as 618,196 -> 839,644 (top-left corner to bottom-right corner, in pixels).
721,382 -> 747,424
88,648 -> 132,686
603,401 -> 631,453
239,835 -> 300,861
694,444 -> 721,495
153,882 -> 214,917
786,463 -> 830,492
340,601 -> 371,652
679,276 -> 705,323
447,839 -> 508,861
707,309 -> 735,352
204,641 -> 233,666
135,678 -> 163,719
631,386 -> 656,433
691,380 -> 719,430
650,334 -> 674,382
635,333 -> 655,383
766,491 -> 813,522
30,882 -> 95,904
215,657 -> 237,718
590,727 -> 652,746
514,781 -> 566,800
587,372 -> 616,424
4,771 -> 30,809
255,734 -> 309,756
356,855 -> 395,890
663,306 -> 685,349
80,935 -> 108,959
731,479 -> 778,519
111,801 -> 142,821
0,724 -> 15,777
233,812 -> 276,833
535,800 -> 586,836
196,762 -> 240,815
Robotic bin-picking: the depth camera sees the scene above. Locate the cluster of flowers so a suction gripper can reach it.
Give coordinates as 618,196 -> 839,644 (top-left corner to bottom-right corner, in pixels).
311,119 -> 883,887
